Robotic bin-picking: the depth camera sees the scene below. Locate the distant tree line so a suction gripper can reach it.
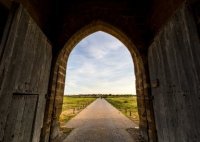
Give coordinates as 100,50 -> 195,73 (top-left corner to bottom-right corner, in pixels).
65,94 -> 136,98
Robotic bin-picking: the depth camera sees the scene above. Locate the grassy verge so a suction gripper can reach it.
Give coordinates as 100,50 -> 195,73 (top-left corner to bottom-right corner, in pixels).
59,96 -> 97,127
105,95 -> 139,124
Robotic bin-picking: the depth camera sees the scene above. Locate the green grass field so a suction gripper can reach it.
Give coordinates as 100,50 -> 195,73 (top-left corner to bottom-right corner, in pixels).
59,96 -> 97,127
105,95 -> 139,124
59,95 -> 139,128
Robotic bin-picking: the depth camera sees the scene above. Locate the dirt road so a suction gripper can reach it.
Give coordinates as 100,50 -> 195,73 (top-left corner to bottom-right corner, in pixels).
63,98 -> 138,142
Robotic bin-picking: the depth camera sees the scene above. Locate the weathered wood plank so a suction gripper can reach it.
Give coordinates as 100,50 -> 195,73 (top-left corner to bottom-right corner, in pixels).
0,4 -> 52,142
21,95 -> 38,142
148,4 -> 200,142
3,94 -> 25,142
3,94 -> 38,142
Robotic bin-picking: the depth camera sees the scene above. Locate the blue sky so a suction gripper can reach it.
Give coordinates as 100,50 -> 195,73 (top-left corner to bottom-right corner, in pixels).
64,31 -> 136,95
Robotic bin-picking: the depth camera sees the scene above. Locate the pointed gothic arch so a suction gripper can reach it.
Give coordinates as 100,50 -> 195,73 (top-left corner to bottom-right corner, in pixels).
42,20 -> 156,142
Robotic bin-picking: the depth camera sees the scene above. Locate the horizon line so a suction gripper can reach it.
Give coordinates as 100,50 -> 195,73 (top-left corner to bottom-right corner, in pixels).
64,94 -> 136,95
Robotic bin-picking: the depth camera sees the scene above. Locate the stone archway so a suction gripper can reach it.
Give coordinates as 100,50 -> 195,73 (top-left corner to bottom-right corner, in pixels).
41,20 -> 157,142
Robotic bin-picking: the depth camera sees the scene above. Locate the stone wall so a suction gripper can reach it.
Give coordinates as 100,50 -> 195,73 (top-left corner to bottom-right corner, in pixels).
41,21 -> 157,142
0,4 -> 52,142
148,4 -> 200,142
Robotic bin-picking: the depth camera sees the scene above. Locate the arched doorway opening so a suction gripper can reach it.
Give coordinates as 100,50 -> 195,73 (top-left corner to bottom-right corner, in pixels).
60,31 -> 138,127
64,31 -> 136,95
42,21 -> 156,142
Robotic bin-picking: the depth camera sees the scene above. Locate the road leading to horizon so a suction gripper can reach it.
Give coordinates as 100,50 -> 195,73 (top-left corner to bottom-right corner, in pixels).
63,98 -> 138,142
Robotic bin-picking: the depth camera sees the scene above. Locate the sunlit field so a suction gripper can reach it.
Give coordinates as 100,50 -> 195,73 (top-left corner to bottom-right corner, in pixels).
59,95 -> 139,128
105,95 -> 139,124
59,96 -> 97,126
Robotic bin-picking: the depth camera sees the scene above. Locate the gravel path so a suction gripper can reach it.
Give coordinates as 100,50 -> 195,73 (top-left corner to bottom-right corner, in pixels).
62,98 -> 139,142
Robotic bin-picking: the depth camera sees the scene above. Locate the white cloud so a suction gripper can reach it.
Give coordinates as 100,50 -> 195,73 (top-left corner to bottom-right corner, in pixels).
88,47 -> 107,59
64,31 -> 136,95
77,62 -> 96,75
79,31 -> 125,59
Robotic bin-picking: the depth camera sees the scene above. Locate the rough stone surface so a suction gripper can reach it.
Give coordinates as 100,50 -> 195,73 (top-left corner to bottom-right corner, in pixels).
126,128 -> 146,142
43,19 -> 155,141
